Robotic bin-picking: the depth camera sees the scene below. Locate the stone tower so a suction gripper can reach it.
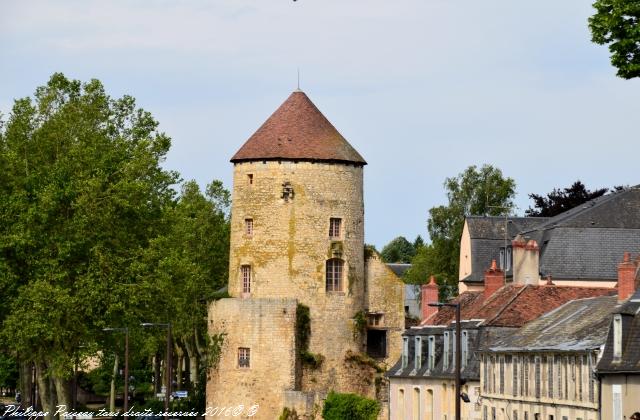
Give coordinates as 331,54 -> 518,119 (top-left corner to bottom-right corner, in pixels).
207,91 -> 403,419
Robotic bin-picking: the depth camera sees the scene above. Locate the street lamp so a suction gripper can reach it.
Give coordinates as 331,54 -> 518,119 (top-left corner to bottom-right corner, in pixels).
103,328 -> 129,420
141,323 -> 172,419
429,302 -> 462,420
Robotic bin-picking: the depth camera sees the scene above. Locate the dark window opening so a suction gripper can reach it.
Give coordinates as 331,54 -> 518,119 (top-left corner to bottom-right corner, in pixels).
367,329 -> 387,359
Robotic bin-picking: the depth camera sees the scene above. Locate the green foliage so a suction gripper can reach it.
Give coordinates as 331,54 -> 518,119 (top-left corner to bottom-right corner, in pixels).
0,353 -> 18,389
406,165 -> 515,299
526,180 -> 610,217
589,0 -> 640,79
344,351 -> 384,373
322,391 -> 380,420
296,304 -> 311,351
351,310 -> 367,340
279,407 -> 299,420
380,236 -> 417,263
300,351 -> 325,369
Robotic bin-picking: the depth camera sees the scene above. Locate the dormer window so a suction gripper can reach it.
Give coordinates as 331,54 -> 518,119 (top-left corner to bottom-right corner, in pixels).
402,337 -> 409,368
443,331 -> 450,370
428,336 -> 435,369
415,337 -> 422,370
613,314 -> 622,361
462,330 -> 469,368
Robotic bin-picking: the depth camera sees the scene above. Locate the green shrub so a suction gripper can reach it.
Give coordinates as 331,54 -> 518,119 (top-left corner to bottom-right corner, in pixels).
322,391 -> 380,420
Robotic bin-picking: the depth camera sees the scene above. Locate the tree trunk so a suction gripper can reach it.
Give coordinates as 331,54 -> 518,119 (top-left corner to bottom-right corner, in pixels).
19,360 -> 33,408
175,342 -> 184,391
153,353 -> 161,394
35,361 -> 53,420
53,376 -> 71,420
109,354 -> 119,413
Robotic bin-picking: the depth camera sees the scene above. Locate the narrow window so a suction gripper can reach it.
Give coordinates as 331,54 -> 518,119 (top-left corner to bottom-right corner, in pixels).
588,352 -> 595,403
238,347 -> 250,368
613,314 -> 622,360
415,336 -> 422,370
483,406 -> 488,420
556,355 -> 562,400
462,330 -> 469,368
443,331 -> 450,370
513,412 -> 518,420
329,218 -> 342,238
402,337 -> 409,368
325,258 -> 343,292
506,247 -> 512,271
412,388 -> 420,420
398,389 -> 405,420
613,384 -> 623,420
247,173 -> 253,184
524,357 -> 529,396
428,336 -> 435,369
241,265 -> 251,293
499,248 -> 505,269
245,218 -> 253,236
578,355 -> 584,401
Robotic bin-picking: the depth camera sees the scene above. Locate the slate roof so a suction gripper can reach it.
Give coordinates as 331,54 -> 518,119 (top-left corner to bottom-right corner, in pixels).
463,187 -> 640,283
485,295 -> 618,352
231,91 -> 366,165
387,263 -> 411,277
597,290 -> 640,373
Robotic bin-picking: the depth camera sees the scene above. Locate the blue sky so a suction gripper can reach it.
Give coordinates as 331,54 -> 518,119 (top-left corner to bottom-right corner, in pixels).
1,0 -> 638,249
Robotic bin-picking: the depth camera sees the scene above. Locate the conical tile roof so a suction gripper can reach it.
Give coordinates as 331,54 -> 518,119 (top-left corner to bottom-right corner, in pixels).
231,91 -> 366,165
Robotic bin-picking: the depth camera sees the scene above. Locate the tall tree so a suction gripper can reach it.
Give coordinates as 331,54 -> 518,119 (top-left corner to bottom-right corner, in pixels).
380,236 -> 416,264
525,180 -> 609,217
405,165 -> 516,298
0,73 -> 179,417
589,0 -> 640,79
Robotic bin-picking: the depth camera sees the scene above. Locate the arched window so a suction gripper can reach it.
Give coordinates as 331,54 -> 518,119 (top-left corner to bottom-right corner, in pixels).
326,258 -> 344,292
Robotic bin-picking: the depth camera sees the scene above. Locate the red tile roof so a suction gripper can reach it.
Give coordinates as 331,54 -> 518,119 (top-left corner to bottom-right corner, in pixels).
231,91 -> 366,165
421,284 -> 616,328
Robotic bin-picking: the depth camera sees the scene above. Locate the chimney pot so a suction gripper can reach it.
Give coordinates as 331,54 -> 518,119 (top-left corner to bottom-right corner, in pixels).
421,276 -> 439,321
484,261 -> 504,300
618,252 -> 637,302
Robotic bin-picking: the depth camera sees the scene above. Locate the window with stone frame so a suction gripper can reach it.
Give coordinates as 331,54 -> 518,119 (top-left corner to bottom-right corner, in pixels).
238,347 -> 250,368
245,218 -> 253,236
241,265 -> 251,293
578,355 -> 584,401
524,357 -> 529,396
325,258 -> 344,292
588,352 -> 595,403
329,217 -> 342,238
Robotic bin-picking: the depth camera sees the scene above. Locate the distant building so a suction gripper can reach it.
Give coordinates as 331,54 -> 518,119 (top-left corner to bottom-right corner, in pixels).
459,187 -> 640,293
387,263 -> 615,420
479,295 -> 618,420
386,263 -> 421,320
597,253 -> 640,419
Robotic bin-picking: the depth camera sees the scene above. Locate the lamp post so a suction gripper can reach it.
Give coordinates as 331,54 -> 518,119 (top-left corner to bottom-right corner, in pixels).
141,323 -> 172,419
103,328 -> 129,420
429,302 -> 461,420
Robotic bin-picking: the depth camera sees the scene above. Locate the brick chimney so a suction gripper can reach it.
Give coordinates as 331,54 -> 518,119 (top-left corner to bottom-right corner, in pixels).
512,235 -> 540,285
421,276 -> 439,320
484,259 -> 504,300
617,252 -> 637,302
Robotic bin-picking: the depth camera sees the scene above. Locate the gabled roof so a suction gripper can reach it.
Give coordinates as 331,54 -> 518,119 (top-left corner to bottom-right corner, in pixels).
231,91 -> 366,165
421,284 -> 616,328
597,290 -> 640,373
462,186 -> 640,283
485,295 -> 618,352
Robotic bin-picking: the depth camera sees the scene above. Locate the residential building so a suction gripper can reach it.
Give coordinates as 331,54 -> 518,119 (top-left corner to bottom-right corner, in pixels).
388,264 -> 615,420
459,187 -> 640,293
597,253 -> 640,420
479,295 -> 618,420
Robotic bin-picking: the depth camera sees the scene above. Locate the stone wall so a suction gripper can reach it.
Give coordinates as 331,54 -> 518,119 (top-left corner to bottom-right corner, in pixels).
207,298 -> 298,420
364,252 -> 405,367
228,161 -> 366,394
